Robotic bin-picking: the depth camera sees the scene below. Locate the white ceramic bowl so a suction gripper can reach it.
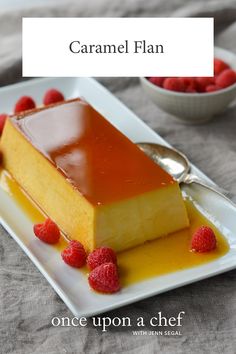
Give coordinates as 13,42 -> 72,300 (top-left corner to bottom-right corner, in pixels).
140,47 -> 236,124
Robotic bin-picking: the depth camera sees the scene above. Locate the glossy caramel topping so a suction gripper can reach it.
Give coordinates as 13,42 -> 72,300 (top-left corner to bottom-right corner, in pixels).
13,99 -> 174,205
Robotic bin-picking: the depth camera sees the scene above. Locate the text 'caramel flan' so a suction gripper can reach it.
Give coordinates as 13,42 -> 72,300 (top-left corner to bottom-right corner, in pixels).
0,98 -> 189,252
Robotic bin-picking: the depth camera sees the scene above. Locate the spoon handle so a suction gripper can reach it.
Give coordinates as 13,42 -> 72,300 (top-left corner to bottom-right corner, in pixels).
183,174 -> 235,205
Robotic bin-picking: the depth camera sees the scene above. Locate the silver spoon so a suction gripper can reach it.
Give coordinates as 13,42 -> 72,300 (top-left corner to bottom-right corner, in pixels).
137,142 -> 234,203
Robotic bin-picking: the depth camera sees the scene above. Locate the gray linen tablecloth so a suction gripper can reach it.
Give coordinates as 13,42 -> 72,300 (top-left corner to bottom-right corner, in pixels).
0,1 -> 236,353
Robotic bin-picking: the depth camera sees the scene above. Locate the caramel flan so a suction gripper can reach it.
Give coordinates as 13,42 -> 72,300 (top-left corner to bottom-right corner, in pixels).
0,99 -> 189,251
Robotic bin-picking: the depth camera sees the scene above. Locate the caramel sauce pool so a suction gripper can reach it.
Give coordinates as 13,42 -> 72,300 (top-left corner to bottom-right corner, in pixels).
0,169 -> 229,286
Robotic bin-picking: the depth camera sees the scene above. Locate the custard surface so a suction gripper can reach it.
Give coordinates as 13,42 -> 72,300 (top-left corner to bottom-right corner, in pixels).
13,99 -> 174,206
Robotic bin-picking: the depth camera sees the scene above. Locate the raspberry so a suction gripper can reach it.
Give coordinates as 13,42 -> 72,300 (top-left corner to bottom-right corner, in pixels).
148,77 -> 165,87
191,226 -> 217,253
215,69 -> 236,88
88,262 -> 120,294
185,84 -> 197,93
43,89 -> 64,105
214,58 -> 229,75
61,240 -> 87,268
195,77 -> 214,92
14,96 -> 36,114
163,78 -> 185,92
205,85 -> 221,93
0,114 -> 8,135
33,218 -> 60,244
87,247 -> 117,270
184,77 -> 198,93
180,78 -> 197,93
180,77 -> 195,86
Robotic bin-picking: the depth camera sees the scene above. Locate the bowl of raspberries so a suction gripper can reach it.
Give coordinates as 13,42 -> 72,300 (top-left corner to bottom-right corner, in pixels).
140,47 -> 236,124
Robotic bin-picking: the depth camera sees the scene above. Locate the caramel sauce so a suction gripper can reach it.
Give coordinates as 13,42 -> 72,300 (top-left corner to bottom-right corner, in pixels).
13,99 -> 174,206
0,169 -> 229,286
118,199 -> 229,286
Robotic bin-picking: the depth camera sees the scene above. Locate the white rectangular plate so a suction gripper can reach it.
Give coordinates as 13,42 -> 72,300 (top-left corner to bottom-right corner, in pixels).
0,77 -> 236,317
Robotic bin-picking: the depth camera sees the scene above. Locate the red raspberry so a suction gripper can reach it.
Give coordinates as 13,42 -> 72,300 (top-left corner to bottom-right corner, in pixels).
163,78 -> 186,92
0,113 -> 8,135
191,226 -> 217,253
148,77 -> 165,87
14,96 -> 36,114
180,77 -> 195,86
195,77 -> 214,92
61,240 -> 87,268
33,218 -> 60,244
205,85 -> 221,93
180,78 -> 190,85
215,69 -> 236,88
43,89 -> 64,105
214,58 -> 229,75
87,246 -> 117,270
180,78 -> 197,93
88,262 -> 120,294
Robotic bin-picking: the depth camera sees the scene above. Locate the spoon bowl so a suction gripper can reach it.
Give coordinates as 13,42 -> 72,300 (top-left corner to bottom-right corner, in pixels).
137,142 -> 190,183
137,142 -> 233,204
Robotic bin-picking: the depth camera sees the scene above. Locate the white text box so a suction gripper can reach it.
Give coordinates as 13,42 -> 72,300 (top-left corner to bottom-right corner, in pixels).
22,18 -> 214,77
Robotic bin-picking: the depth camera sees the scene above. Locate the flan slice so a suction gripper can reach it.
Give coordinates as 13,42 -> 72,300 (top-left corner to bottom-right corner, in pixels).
0,98 -> 189,252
